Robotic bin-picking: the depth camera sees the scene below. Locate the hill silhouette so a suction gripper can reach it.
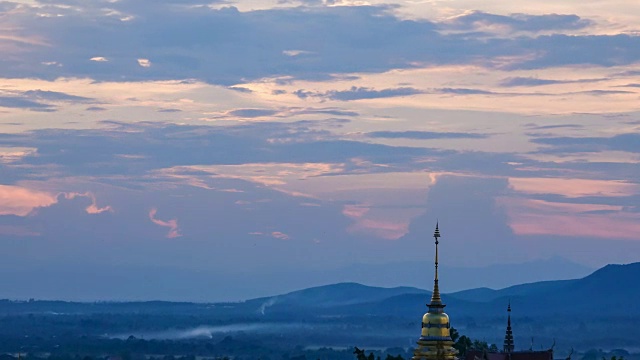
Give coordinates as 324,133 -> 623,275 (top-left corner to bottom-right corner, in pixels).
0,262 -> 637,351
239,261 -> 640,320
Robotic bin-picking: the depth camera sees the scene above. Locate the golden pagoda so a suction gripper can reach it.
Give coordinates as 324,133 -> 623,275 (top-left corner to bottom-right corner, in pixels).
413,223 -> 459,360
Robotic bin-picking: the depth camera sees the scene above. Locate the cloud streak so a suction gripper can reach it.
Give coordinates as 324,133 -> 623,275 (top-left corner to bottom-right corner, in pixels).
294,87 -> 424,101
366,131 -> 489,140
149,208 -> 182,238
441,11 -> 594,34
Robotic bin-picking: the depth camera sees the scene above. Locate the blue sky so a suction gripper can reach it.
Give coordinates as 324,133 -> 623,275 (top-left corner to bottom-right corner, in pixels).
0,0 -> 639,301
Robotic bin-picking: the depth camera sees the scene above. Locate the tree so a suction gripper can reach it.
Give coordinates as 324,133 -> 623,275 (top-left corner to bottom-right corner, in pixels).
450,328 -> 460,343
353,347 -> 379,360
385,355 -> 404,360
454,335 -> 473,356
603,356 -> 624,360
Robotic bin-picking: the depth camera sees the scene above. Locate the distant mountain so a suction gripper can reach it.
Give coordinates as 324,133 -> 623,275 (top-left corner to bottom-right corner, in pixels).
0,257 -> 593,302
447,279 -> 573,302
244,282 -> 428,315
240,261 -> 640,320
259,282 -> 427,307
443,262 -> 640,315
0,262 -> 638,350
323,256 -> 594,293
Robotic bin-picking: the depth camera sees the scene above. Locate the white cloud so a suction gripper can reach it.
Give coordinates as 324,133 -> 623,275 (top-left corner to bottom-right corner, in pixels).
90,56 -> 109,62
137,58 -> 152,68
282,50 -> 313,57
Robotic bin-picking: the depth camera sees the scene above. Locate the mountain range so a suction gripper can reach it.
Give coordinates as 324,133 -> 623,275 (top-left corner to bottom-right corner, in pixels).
0,261 -> 637,351
247,262 -> 640,316
0,257 -> 593,302
239,262 -> 640,349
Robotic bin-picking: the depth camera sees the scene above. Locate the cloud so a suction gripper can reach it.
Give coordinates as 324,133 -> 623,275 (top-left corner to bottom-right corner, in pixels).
2,4 -> 639,84
22,90 -> 94,103
90,57 -> 109,62
342,204 -> 410,240
149,208 -> 182,238
500,77 -> 605,87
138,59 -> 152,68
271,231 -> 290,240
0,185 -> 112,217
0,185 -> 57,216
228,86 -> 253,93
293,107 -> 359,117
0,89 -> 95,112
86,106 -> 107,111
441,11 -> 594,34
509,177 -> 640,198
0,121 -> 445,178
0,96 -> 56,112
434,88 -> 498,95
570,89 -> 633,96
500,197 -> 640,241
428,87 -> 634,97
213,107 -> 359,120
227,108 -> 279,118
366,131 -> 489,140
512,34 -> 640,69
295,87 -> 424,101
282,50 -> 313,57
524,123 -> 584,130
64,192 -> 114,214
532,133 -> 640,153
397,175 -> 518,263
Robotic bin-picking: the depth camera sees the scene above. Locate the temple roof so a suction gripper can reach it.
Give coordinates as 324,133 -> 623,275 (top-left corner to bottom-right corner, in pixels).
465,350 -> 553,360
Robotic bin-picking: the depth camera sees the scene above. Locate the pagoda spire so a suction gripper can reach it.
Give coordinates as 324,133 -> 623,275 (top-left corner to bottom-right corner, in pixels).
503,301 -> 515,353
430,221 -> 443,306
413,222 -> 458,360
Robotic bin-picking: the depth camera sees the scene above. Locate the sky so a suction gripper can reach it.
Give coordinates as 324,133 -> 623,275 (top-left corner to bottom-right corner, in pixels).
0,0 -> 639,302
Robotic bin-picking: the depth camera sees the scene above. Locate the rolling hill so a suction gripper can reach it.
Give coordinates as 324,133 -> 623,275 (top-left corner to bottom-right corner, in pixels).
240,261 -> 640,319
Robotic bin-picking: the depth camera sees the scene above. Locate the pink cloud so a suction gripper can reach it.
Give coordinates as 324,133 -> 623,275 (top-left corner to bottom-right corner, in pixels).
148,208 -> 182,238
64,192 -> 113,214
499,197 -> 640,240
342,204 -> 370,218
342,204 -> 409,240
0,185 -> 56,216
509,177 -> 639,198
271,231 -> 290,240
347,218 -> 409,240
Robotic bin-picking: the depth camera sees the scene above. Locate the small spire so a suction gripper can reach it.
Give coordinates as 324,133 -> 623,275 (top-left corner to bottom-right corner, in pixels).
504,302 -> 514,353
429,222 -> 443,306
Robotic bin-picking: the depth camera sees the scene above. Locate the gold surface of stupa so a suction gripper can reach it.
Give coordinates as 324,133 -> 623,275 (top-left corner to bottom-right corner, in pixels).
412,223 -> 459,360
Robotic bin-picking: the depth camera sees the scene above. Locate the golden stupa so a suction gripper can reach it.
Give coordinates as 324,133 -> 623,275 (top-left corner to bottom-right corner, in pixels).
413,223 -> 459,360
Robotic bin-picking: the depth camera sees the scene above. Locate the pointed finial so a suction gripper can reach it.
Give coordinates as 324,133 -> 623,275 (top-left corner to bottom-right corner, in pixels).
429,221 -> 443,306
504,300 -> 514,353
